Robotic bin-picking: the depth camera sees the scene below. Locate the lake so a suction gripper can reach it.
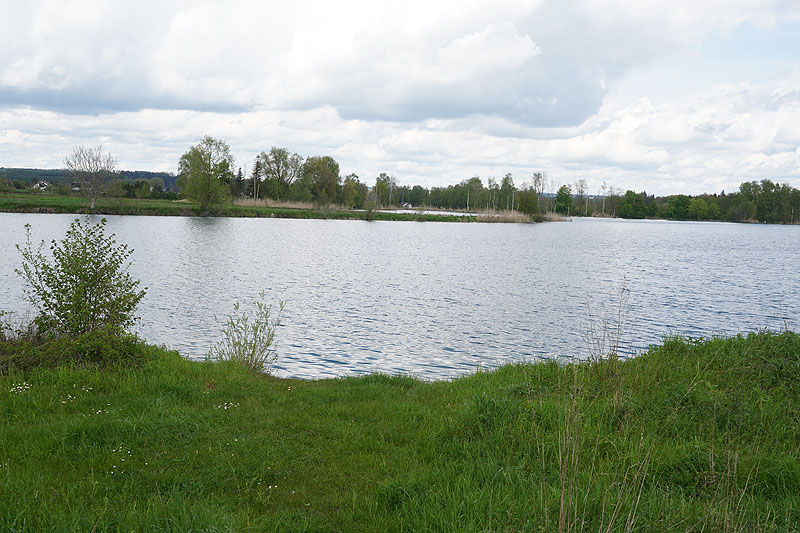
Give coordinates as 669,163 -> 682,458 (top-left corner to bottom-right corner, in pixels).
1,213 -> 797,379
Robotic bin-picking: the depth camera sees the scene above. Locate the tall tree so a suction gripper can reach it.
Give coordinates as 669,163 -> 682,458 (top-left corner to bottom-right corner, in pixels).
555,184 -> 573,215
64,145 -> 118,210
256,147 -> 304,200
178,136 -> 234,214
532,172 -> 545,212
574,179 -> 588,216
500,174 -> 515,210
303,156 -> 340,204
341,173 -> 362,208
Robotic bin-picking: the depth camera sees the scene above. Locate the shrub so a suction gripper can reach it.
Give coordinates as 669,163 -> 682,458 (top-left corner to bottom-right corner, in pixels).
16,217 -> 147,338
1,327 -> 149,374
209,293 -> 284,373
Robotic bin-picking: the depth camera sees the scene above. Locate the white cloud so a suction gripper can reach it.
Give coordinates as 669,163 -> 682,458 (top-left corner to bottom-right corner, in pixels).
1,0 -> 799,194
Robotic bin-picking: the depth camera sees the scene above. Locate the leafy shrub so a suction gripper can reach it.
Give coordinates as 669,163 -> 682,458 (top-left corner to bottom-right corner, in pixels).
16,217 -> 146,338
1,327 -> 148,374
209,293 -> 284,373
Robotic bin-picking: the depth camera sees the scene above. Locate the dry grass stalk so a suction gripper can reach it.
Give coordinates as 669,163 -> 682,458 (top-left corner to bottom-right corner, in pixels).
234,198 -> 318,210
477,209 -> 531,223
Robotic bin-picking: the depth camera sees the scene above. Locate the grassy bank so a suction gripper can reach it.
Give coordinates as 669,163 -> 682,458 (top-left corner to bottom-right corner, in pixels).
2,331 -> 799,531
0,192 -> 478,222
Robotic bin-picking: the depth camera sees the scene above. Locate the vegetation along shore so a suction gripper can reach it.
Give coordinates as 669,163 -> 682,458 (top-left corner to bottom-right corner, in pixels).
2,136 -> 799,222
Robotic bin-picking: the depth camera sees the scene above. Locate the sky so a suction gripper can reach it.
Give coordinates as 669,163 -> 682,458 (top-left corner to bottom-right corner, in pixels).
1,0 -> 799,195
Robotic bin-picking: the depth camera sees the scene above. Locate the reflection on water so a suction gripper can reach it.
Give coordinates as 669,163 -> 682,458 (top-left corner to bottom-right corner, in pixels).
1,213 -> 797,379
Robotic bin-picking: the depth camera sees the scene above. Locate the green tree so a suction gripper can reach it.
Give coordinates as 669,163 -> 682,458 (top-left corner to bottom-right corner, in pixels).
619,190 -> 647,219
341,174 -> 362,208
667,195 -> 690,220
688,197 -> 709,220
516,183 -> 539,218
178,136 -> 234,213
303,156 -> 340,204
16,218 -> 146,337
555,184 -> 573,215
374,173 -> 392,207
229,168 -> 245,198
256,147 -> 304,200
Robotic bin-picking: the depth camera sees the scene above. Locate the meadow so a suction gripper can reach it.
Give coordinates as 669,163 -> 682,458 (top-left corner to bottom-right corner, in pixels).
2,331 -> 798,531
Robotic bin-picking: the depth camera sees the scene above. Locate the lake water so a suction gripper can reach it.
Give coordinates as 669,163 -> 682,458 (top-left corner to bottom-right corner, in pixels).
1,213 -> 797,379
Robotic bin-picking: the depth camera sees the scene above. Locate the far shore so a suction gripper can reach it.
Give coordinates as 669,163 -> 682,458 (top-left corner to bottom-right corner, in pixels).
0,192 -> 555,223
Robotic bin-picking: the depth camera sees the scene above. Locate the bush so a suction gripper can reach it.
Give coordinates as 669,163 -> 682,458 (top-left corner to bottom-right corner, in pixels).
16,217 -> 147,338
209,293 -> 284,373
1,327 -> 149,374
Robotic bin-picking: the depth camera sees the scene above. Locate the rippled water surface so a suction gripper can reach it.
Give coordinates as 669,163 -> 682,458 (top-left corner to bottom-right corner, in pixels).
1,214 -> 797,379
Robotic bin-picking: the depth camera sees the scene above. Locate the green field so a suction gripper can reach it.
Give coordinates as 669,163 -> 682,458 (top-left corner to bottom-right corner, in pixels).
0,192 -> 477,222
2,331 -> 798,531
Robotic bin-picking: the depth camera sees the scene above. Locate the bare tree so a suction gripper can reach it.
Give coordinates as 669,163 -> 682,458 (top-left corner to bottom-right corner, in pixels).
574,178 -> 588,216
64,146 -> 118,209
599,181 -> 606,215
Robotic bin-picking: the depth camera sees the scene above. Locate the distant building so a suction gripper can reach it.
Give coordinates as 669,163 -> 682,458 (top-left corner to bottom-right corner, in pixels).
32,180 -> 49,190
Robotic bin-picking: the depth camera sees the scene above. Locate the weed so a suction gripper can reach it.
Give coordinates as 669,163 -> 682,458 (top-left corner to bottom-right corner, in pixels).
209,292 -> 285,374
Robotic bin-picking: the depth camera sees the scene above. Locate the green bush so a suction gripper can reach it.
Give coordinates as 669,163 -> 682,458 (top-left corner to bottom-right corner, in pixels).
0,327 -> 152,373
16,217 -> 147,338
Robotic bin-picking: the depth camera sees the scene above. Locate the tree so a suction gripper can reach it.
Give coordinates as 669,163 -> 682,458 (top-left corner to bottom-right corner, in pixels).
465,177 -> 483,211
600,181 -> 608,215
618,190 -> 647,219
64,145 -> 118,210
500,174 -> 515,210
230,167 -> 245,198
256,147 -> 304,200
532,172 -> 545,211
16,217 -> 146,337
555,184 -> 573,215
374,173 -> 400,207
250,158 -> 263,199
303,156 -> 340,204
667,195 -> 690,220
178,136 -> 234,213
574,179 -> 588,216
516,182 -> 539,218
341,173 -> 362,208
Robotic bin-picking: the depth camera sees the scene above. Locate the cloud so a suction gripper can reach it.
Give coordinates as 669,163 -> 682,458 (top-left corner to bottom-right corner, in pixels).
1,0 -> 799,195
2,0 -> 792,124
2,70 -> 799,196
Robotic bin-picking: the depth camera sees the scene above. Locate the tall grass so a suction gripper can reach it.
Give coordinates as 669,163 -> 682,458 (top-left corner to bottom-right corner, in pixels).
477,209 -> 532,223
2,331 -> 799,530
234,198 -> 317,210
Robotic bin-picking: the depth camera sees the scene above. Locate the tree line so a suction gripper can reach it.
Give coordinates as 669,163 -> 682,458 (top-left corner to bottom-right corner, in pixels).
4,138 -> 799,224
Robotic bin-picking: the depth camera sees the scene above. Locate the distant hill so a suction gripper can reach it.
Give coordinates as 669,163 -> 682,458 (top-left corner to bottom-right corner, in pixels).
0,168 -> 178,190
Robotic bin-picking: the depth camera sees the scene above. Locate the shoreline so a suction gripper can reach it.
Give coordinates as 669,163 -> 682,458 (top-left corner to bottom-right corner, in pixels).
0,193 -> 563,223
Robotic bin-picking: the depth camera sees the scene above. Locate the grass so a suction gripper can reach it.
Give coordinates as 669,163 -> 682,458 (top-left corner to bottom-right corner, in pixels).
0,192 -> 480,222
1,330 -> 799,531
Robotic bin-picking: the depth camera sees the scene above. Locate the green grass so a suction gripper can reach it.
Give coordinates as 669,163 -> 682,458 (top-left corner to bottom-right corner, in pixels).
1,331 -> 799,531
0,192 -> 477,222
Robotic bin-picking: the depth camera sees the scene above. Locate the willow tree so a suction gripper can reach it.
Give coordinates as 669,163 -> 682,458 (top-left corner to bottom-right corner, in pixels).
178,136 -> 234,214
